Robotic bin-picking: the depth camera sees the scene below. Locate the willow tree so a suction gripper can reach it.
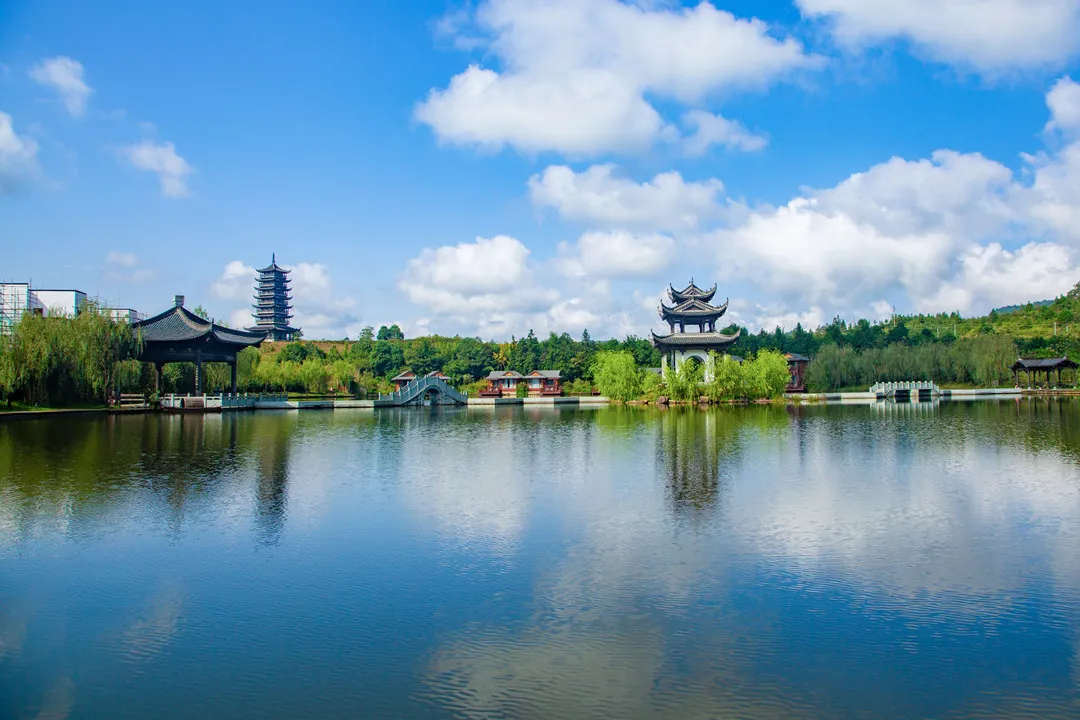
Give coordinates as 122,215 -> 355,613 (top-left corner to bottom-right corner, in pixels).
0,303 -> 139,407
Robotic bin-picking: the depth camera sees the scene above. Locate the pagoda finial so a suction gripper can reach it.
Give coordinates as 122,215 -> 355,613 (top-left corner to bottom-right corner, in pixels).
272,252 -> 276,264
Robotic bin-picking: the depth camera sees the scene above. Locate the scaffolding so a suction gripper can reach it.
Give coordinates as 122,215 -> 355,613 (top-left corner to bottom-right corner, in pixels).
0,283 -> 32,335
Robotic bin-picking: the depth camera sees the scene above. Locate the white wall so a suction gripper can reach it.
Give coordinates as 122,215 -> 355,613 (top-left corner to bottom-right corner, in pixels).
33,290 -> 87,317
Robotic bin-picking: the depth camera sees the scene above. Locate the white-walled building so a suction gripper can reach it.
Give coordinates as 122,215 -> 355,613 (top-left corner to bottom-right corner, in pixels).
0,283 -> 92,333
107,308 -> 145,323
1,282 -> 147,334
33,289 -> 87,317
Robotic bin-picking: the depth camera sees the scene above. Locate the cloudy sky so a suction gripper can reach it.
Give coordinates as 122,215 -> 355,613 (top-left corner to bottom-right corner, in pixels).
3,0 -> 1080,339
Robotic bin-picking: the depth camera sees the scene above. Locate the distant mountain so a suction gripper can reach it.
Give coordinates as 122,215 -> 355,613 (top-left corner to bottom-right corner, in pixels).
993,300 -> 1052,315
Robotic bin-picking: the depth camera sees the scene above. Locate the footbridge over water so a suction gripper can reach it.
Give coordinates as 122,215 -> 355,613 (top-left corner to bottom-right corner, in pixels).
377,375 -> 467,406
870,381 -> 941,401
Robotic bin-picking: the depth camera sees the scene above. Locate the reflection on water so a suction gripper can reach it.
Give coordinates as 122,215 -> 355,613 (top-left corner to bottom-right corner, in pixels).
1,400 -> 1080,719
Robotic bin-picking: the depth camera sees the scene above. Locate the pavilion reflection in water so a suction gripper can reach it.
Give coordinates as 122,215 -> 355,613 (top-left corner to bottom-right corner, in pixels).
657,409 -> 733,520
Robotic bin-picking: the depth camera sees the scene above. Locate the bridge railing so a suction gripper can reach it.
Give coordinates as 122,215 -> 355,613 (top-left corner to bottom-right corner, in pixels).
379,376 -> 467,405
870,381 -> 941,396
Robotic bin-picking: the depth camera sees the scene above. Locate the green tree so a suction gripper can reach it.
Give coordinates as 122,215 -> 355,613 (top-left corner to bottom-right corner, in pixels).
592,350 -> 643,402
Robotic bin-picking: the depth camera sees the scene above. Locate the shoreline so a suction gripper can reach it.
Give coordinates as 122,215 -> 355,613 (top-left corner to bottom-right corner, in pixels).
3,388 -> 1078,421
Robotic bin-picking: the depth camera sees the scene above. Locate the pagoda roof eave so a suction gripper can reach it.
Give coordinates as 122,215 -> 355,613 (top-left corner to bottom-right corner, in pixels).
133,305 -> 264,348
650,328 -> 741,349
669,281 -> 717,304
659,297 -> 729,320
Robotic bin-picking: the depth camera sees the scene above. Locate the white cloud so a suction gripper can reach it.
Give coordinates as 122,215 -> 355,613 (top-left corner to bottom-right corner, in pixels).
417,0 -> 818,155
797,0 -> 1080,72
104,251 -> 154,284
706,95 -> 1080,321
711,199 -> 957,311
289,262 -> 364,340
1046,76 -> 1080,135
0,112 -> 39,194
399,235 -> 556,316
210,260 -> 255,301
558,230 -> 674,279
917,242 -> 1078,314
106,251 -> 138,268
119,140 -> 194,198
529,165 -> 724,230
682,110 -> 768,154
812,149 -> 1020,237
397,234 -> 631,338
29,56 -> 92,117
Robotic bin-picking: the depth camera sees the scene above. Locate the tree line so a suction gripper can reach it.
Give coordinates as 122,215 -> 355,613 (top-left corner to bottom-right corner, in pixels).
5,282 -> 1080,406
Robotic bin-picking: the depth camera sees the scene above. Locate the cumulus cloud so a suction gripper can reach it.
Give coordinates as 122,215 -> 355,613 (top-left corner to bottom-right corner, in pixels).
29,56 -> 92,117
416,0 -> 818,155
119,140 -> 194,198
682,110 -> 768,154
402,75 -> 1080,337
104,251 -> 155,284
529,165 -> 724,230
917,242 -> 1078,314
1045,76 -> 1080,135
708,108 -> 1080,318
796,0 -> 1080,72
557,230 -> 674,279
0,112 -> 40,194
397,235 -> 626,337
210,260 -> 255,301
399,235 -> 556,315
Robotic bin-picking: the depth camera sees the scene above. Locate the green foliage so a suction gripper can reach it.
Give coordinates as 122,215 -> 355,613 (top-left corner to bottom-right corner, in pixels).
592,350 -> 643,402
514,380 -> 528,398
0,302 -> 140,406
376,324 -> 404,341
564,378 -> 593,396
805,335 -> 1018,390
665,357 -> 705,402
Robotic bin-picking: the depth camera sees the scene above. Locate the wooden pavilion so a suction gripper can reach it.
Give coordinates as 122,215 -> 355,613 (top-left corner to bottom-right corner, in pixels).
1010,356 -> 1079,388
133,295 -> 265,394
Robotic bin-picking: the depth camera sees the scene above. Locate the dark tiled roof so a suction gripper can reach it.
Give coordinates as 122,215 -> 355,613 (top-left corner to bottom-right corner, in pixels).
134,305 -> 263,347
785,353 -> 810,362
659,297 -> 729,319
650,329 -> 741,347
392,371 -> 417,381
527,370 -> 561,379
668,280 -> 717,304
487,370 -> 525,380
1011,357 -> 1077,370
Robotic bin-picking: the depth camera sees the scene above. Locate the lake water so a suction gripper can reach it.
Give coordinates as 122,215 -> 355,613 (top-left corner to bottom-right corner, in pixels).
2,401 -> 1080,719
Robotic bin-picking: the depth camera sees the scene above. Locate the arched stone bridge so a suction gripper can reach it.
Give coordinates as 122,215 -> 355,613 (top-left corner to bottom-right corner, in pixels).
377,375 -> 467,406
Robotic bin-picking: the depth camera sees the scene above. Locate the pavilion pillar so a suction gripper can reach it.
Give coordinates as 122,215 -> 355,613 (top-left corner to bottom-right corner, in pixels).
194,350 -> 203,395
230,361 -> 238,395
154,363 -> 162,394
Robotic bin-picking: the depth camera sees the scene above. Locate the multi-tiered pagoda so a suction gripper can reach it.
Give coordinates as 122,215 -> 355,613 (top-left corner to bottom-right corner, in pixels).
651,279 -> 739,375
246,254 -> 301,342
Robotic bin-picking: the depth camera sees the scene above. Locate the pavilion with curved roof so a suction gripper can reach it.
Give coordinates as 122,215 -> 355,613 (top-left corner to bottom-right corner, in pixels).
651,280 -> 739,378
133,295 -> 265,394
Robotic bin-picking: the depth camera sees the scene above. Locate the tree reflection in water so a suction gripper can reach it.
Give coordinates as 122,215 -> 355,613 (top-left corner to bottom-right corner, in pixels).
657,405 -> 791,523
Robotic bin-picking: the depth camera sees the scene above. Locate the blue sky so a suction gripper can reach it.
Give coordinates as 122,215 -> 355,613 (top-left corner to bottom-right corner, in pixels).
3,0 -> 1080,339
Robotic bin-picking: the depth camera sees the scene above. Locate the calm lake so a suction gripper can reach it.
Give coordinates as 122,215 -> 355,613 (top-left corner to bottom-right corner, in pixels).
2,401 -> 1080,719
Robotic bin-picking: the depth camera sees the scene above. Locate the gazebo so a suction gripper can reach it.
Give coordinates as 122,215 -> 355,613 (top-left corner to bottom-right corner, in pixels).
1010,356 -> 1079,389
133,295 -> 265,394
